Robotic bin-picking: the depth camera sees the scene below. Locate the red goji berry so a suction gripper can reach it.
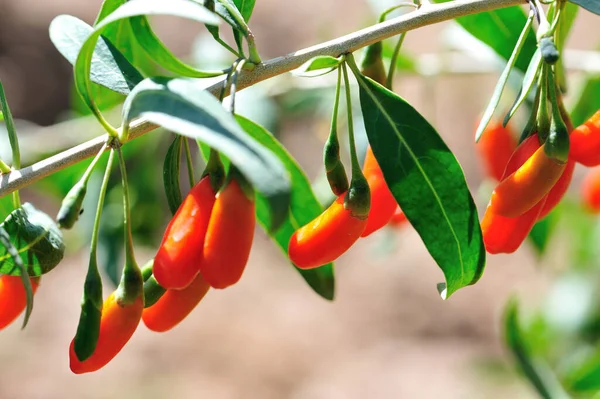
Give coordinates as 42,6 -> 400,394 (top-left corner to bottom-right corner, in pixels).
200,178 -> 256,289
0,276 -> 39,330
582,166 -> 600,213
289,193 -> 368,269
570,110 -> 600,167
477,121 -> 517,181
153,176 -> 216,290
142,274 -> 210,332
69,292 -> 143,374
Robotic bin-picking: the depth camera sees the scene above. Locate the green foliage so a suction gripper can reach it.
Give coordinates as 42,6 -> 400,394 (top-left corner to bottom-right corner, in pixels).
163,135 -> 184,215
0,203 -> 65,277
350,58 -> 485,298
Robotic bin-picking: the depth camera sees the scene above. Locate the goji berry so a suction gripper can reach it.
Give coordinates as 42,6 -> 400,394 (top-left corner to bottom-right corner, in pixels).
477,121 -> 517,182
582,166 -> 600,213
570,110 -> 600,166
0,276 -> 39,330
361,147 -> 397,237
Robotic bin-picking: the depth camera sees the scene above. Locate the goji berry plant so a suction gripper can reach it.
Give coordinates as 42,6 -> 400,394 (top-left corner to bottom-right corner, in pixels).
0,0 -> 599,395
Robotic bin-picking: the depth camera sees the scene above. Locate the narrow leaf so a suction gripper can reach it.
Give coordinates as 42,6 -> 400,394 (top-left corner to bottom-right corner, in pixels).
293,56 -> 342,78
0,226 -> 34,328
503,49 -> 541,128
0,203 -> 65,277
569,0 -> 600,16
527,210 -> 559,257
564,347 -> 600,393
0,80 -> 19,167
351,63 -> 485,298
236,115 -> 335,300
163,135 -> 184,215
122,77 -> 291,231
128,16 -> 225,78
475,13 -> 534,142
434,0 -> 537,73
73,0 -> 220,116
504,299 -> 570,399
49,15 -> 143,95
571,75 -> 600,127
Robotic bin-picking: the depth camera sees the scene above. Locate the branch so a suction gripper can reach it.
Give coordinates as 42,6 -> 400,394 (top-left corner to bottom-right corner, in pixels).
0,0 -> 523,198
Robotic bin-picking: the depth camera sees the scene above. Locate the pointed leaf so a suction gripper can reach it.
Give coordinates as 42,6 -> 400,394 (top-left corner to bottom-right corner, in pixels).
475,13 -> 534,142
571,75 -> 600,127
503,49 -> 541,127
352,67 -> 485,298
236,115 -> 334,300
504,299 -> 570,399
0,203 -> 65,277
564,347 -> 600,393
293,56 -> 342,78
49,15 -> 143,95
163,135 -> 183,215
434,0 -> 537,73
122,77 -> 291,231
72,0 -> 220,114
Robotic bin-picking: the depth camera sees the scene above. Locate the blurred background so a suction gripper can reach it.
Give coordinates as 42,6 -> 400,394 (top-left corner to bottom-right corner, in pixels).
0,0 -> 599,398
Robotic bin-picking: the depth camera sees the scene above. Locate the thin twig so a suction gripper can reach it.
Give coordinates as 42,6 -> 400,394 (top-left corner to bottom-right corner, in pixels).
0,0 -> 523,198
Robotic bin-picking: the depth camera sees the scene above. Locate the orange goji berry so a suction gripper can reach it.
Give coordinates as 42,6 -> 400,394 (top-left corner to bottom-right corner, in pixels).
361,147 -> 397,237
0,276 -> 39,330
570,110 -> 600,167
582,166 -> 600,213
69,292 -> 143,374
153,176 -> 216,290
142,274 -> 210,332
482,134 -> 540,253
537,158 -> 575,220
477,121 -> 517,181
488,144 -> 567,218
288,193 -> 368,269
200,178 -> 256,289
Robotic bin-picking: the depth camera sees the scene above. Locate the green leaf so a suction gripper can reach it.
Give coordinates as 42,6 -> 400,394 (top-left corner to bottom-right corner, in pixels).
233,0 -> 256,22
122,77 -> 291,231
503,49 -> 541,128
351,62 -> 485,298
0,80 -> 20,168
72,0 -> 220,116
0,226 -> 34,328
128,15 -> 225,78
215,0 -> 249,35
0,203 -> 65,277
569,0 -> 600,16
163,135 -> 183,215
527,210 -> 560,257
49,15 -> 144,95
236,115 -> 335,300
504,298 -> 570,399
475,12 -> 533,142
293,56 -> 342,78
433,0 -> 537,73
564,347 -> 600,393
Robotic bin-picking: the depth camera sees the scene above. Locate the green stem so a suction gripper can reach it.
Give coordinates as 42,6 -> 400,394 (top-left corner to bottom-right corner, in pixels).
378,3 -> 418,23
215,37 -> 241,57
89,149 -> 115,259
115,145 -> 143,305
341,62 -> 360,177
536,64 -> 551,141
183,139 -> 196,187
386,33 -> 407,90
203,147 -> 225,192
228,59 -> 247,114
0,159 -> 10,174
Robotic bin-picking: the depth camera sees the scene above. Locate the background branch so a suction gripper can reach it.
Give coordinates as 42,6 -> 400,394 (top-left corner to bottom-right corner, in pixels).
0,0 -> 523,198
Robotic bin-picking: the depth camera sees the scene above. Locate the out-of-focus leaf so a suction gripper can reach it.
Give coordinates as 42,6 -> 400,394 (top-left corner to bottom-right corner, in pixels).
122,77 -> 291,231
475,12 -> 534,142
232,0 -> 256,22
163,135 -> 183,215
568,0 -> 600,16
0,203 -> 65,276
236,115 -> 334,300
527,209 -> 560,256
504,298 -> 570,399
571,76 -> 600,127
503,49 -> 541,127
351,59 -> 485,298
433,0 -> 537,73
293,56 -> 341,78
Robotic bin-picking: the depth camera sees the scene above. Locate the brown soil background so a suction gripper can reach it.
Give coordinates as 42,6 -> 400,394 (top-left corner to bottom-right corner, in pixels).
0,0 -> 598,398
